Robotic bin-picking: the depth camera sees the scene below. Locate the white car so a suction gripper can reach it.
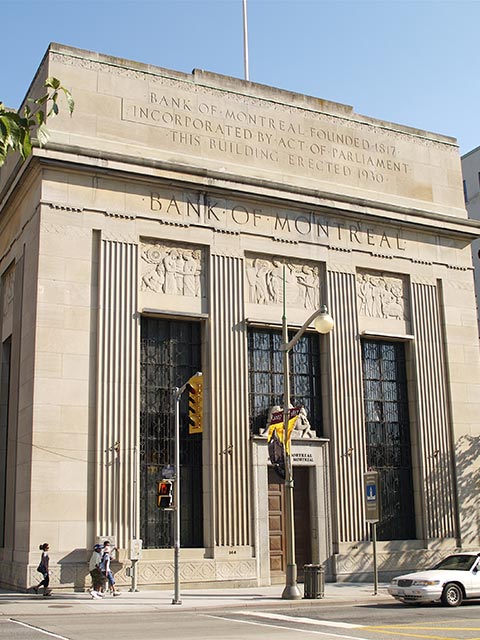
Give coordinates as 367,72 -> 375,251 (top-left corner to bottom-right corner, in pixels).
388,552 -> 480,607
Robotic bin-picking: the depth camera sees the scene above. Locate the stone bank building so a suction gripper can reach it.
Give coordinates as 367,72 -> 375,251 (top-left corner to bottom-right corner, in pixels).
1,44 -> 479,591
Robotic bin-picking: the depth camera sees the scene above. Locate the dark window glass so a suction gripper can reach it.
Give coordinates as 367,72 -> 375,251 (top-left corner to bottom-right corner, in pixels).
362,339 -> 415,540
248,328 -> 321,435
140,317 -> 203,548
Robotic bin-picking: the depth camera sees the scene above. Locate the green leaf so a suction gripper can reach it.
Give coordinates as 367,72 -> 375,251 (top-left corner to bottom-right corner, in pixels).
36,122 -> 50,147
0,76 -> 74,164
45,77 -> 61,90
35,94 -> 49,106
64,90 -> 75,115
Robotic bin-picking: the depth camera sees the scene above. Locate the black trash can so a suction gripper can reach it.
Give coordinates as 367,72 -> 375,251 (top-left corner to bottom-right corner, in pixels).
303,564 -> 325,599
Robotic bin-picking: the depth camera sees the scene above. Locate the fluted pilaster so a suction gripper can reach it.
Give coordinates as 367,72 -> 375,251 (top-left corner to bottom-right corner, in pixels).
327,268 -> 367,543
411,282 -> 456,539
97,239 -> 139,548
209,254 -> 250,546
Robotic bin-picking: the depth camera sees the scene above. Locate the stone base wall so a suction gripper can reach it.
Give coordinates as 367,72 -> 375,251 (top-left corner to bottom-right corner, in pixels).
332,547 -> 461,583
1,558 -> 259,592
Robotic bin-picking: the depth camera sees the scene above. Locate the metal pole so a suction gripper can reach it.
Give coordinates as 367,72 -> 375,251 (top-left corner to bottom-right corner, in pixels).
281,267 -> 301,600
172,387 -> 182,605
130,445 -> 139,592
242,0 -> 250,81
372,522 -> 378,596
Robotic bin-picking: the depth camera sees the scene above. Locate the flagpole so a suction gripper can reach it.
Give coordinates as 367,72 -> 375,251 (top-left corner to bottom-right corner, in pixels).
242,0 -> 250,80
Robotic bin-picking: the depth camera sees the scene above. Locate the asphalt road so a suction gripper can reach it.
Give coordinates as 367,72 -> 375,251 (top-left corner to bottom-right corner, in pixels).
1,600 -> 480,640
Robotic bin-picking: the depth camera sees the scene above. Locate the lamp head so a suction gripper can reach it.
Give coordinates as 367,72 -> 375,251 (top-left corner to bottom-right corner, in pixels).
313,305 -> 334,334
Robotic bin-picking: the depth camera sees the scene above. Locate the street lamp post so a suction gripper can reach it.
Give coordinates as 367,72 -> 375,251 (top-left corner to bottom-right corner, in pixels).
281,274 -> 334,600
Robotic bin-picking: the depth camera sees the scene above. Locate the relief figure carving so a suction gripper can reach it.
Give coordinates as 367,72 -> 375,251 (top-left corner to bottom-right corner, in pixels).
357,271 -> 407,320
141,242 -> 202,297
2,268 -> 15,319
246,256 -> 319,310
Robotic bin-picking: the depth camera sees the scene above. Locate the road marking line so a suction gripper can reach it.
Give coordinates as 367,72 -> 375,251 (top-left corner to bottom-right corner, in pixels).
237,610 -> 363,629
368,627 -> 480,632
9,618 -> 70,639
365,630 -> 459,640
204,613 -> 364,639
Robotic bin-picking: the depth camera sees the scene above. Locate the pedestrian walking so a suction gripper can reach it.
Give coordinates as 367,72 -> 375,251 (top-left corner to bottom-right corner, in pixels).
88,543 -> 105,599
33,543 -> 52,596
101,541 -> 120,596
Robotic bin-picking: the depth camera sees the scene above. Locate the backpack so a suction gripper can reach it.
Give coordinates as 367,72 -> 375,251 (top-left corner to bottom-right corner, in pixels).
98,552 -> 107,573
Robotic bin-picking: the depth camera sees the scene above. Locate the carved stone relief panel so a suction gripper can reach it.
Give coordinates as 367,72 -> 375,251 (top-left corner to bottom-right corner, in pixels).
2,267 -> 14,320
140,240 -> 204,298
245,255 -> 320,310
356,270 -> 408,321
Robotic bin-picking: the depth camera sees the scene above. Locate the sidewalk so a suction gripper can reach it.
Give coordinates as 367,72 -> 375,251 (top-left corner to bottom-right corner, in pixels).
0,583 -> 391,616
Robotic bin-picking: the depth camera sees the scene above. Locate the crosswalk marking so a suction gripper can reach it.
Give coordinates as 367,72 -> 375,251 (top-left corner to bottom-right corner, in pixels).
204,613 -> 364,639
238,610 -> 363,629
9,618 -> 70,640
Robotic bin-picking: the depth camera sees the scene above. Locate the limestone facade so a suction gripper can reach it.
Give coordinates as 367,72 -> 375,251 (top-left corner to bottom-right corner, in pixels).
461,146 -> 480,335
0,43 -> 479,591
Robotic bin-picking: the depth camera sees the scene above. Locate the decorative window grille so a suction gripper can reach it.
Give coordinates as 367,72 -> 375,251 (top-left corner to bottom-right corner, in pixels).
362,339 -> 415,540
248,328 -> 321,435
140,317 -> 203,548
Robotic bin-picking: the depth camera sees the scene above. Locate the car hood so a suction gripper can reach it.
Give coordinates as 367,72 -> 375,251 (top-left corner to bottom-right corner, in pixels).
392,570 -> 466,582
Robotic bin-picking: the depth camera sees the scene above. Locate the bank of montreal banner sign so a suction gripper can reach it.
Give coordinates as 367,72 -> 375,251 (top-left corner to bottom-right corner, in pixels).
266,407 -> 301,479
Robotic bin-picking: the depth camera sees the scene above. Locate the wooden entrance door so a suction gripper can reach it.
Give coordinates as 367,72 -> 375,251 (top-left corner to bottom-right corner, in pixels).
268,466 -> 311,582
268,467 -> 285,576
293,467 -> 311,580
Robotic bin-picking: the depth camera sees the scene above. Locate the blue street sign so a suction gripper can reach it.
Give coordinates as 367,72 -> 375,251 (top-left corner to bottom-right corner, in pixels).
363,471 -> 381,522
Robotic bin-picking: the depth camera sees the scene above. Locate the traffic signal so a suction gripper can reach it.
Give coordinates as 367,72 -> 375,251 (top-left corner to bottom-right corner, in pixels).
157,480 -> 173,509
188,373 -> 203,434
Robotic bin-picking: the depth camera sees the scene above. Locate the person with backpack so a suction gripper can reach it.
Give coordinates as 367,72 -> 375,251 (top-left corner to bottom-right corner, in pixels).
88,543 -> 105,599
100,541 -> 120,596
32,542 -> 52,596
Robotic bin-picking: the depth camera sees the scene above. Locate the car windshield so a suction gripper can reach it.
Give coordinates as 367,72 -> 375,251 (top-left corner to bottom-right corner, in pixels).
432,555 -> 477,571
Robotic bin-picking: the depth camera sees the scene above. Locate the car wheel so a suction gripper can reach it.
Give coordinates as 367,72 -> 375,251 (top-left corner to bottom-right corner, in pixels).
441,582 -> 463,607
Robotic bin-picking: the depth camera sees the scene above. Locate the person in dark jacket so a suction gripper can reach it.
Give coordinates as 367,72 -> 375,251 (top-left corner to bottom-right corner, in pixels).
33,542 -> 52,596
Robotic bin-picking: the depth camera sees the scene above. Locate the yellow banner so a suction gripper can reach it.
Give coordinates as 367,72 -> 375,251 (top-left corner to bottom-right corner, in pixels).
266,407 -> 300,454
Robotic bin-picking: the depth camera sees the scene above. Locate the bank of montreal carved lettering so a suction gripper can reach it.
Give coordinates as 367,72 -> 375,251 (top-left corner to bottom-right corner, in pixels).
122,93 -> 410,186
149,192 -> 407,252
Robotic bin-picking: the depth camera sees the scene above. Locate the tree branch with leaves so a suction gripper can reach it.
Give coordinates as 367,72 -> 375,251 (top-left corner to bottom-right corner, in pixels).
0,77 -> 74,167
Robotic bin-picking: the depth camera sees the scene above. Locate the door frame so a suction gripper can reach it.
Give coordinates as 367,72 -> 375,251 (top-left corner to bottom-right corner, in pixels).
252,436 -> 331,586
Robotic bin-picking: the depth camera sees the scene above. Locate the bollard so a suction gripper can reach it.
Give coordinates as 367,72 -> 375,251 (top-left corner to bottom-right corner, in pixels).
303,564 -> 325,599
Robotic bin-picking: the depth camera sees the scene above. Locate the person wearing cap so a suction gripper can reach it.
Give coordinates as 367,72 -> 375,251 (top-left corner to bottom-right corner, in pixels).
101,540 -> 120,596
88,543 -> 105,599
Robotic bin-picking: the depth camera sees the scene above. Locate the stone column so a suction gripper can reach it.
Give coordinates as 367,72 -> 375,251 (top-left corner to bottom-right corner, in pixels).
327,267 -> 367,544
208,253 -> 251,548
96,237 -> 139,549
410,279 -> 456,540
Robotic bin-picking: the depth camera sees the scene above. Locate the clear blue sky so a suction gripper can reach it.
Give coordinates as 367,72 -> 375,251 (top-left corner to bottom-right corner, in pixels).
2,0 -> 479,155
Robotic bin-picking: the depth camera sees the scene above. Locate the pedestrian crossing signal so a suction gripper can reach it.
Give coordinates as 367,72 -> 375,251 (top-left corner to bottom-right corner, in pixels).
157,480 -> 173,509
188,373 -> 203,434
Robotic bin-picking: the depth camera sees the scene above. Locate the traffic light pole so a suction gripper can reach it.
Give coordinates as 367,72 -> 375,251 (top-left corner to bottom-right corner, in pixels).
172,382 -> 186,605
172,372 -> 202,606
